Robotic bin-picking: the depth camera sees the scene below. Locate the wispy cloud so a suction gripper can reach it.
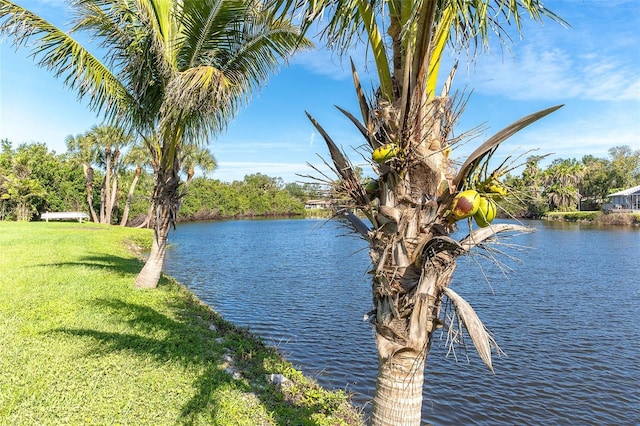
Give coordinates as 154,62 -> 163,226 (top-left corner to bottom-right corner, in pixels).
458,43 -> 640,102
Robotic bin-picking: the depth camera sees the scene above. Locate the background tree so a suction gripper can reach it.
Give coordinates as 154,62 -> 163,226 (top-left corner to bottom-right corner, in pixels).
181,144 -> 217,194
0,147 -> 47,220
579,154 -> 611,210
543,158 -> 584,211
0,0 -> 310,289
503,155 -> 548,218
86,125 -> 132,224
607,145 -> 640,191
274,0 -> 565,424
66,132 -> 100,222
119,141 -> 151,226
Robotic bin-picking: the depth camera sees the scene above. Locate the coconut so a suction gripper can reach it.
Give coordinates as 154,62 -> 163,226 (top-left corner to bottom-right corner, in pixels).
450,189 -> 480,220
474,196 -> 497,227
372,143 -> 400,163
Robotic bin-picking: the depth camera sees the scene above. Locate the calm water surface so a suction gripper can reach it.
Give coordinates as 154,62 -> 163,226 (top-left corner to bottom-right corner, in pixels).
165,219 -> 640,425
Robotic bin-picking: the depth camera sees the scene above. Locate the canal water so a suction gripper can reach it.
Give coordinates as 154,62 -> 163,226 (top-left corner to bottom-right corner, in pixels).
164,218 -> 640,425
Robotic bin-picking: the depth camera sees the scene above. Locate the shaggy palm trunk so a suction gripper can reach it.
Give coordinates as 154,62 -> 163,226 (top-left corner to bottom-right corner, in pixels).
369,249 -> 456,425
364,94 -> 458,424
134,160 -> 181,289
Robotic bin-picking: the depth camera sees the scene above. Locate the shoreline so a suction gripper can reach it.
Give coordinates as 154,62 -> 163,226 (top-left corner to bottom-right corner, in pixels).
0,222 -> 363,425
540,211 -> 640,226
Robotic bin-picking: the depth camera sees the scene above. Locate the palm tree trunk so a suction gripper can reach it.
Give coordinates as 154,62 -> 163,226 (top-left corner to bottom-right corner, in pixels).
120,166 -> 141,226
83,164 -> 99,223
134,224 -> 168,289
134,162 -> 180,289
135,201 -> 154,229
370,349 -> 426,426
102,145 -> 112,224
106,147 -> 120,224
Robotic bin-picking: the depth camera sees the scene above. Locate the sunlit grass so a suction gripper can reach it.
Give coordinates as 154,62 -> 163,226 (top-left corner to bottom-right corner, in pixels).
0,221 -> 362,425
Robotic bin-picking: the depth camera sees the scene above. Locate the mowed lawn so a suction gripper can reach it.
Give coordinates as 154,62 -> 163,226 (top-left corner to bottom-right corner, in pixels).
0,222 -> 361,425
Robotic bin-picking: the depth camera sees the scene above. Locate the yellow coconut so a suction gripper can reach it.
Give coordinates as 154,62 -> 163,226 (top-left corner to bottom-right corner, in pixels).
372,143 -> 400,163
450,189 -> 481,220
474,196 -> 497,227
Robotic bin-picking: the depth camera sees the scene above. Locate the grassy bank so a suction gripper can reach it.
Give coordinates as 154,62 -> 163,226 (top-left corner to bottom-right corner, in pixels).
543,211 -> 640,225
0,222 -> 362,425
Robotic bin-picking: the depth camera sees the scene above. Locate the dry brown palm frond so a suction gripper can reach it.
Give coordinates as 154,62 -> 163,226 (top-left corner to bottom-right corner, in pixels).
442,287 -> 504,372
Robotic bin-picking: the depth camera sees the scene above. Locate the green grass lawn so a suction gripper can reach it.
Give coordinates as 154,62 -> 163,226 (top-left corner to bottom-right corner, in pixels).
0,222 -> 362,425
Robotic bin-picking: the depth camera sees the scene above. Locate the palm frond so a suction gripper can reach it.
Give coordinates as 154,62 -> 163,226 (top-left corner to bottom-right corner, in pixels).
355,0 -> 393,101
453,104 -> 564,190
334,106 -> 370,147
305,112 -> 368,206
0,0 -> 133,123
350,59 -> 370,129
442,286 -> 502,372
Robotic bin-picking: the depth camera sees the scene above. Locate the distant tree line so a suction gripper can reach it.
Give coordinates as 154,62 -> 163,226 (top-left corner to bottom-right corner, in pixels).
2,135 -> 636,223
0,135 -> 321,223
502,145 -> 640,217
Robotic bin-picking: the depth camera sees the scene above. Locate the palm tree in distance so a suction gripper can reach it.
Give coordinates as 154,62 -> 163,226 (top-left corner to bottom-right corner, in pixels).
274,0 -> 566,424
65,132 -> 100,222
0,0 -> 310,288
181,144 -> 217,194
120,141 -> 150,227
87,125 -> 132,224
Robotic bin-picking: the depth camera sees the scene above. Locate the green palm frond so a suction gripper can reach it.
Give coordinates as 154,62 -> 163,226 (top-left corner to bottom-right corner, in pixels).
0,0 -> 133,123
453,104 -> 564,190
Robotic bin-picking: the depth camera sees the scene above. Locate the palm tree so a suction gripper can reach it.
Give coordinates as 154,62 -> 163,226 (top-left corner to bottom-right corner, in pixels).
86,125 -> 132,224
65,132 -> 100,222
274,0 -> 565,424
1,0 -> 310,288
544,159 -> 584,210
120,141 -> 150,226
181,144 -> 217,193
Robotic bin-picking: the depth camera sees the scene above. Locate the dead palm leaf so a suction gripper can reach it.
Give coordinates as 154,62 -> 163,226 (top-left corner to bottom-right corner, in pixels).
442,286 -> 503,372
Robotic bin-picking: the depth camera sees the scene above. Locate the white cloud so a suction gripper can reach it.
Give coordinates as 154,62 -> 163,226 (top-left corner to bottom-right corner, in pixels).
458,43 -> 640,102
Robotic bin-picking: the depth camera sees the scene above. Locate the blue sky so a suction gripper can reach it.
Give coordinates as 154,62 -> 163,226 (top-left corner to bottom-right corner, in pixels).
1,0 -> 639,183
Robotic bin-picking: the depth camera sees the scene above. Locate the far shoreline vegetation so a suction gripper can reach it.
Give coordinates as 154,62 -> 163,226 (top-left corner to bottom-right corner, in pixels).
1,138 -> 638,226
541,211 -> 640,226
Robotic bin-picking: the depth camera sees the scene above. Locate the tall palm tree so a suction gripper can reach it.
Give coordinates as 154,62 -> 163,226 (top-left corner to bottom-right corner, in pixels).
274,1 -> 565,424
86,125 -> 132,224
120,141 -> 150,226
1,0 -> 310,288
65,132 -> 100,222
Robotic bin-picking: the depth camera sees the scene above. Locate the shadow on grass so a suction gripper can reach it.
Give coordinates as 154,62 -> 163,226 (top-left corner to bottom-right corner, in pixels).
35,252 -> 145,277
50,297 -> 347,425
